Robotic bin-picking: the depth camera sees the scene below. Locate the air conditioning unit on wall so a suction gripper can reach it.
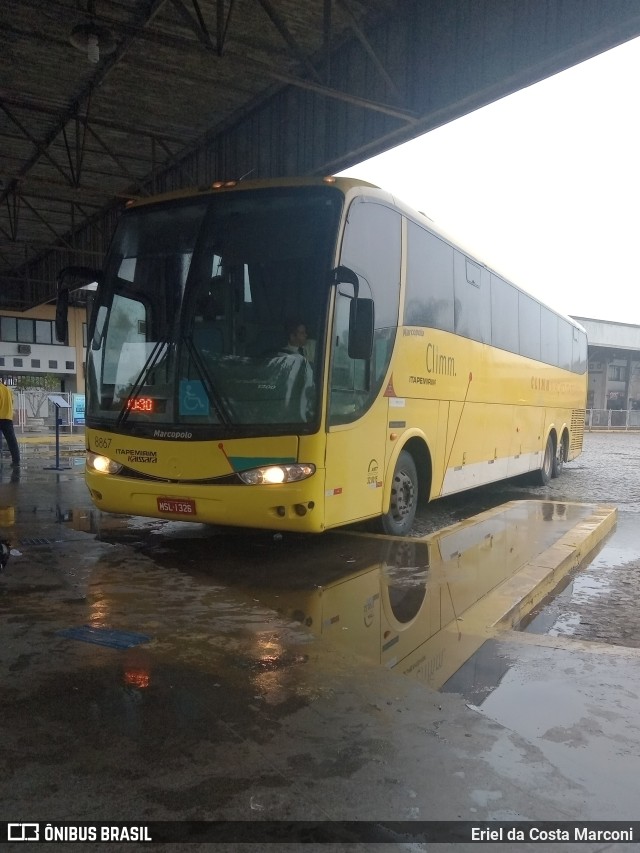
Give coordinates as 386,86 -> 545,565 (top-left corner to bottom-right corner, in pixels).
17,344 -> 31,355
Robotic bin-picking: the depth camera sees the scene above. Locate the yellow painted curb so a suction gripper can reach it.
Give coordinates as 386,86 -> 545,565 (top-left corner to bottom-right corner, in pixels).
456,503 -> 617,636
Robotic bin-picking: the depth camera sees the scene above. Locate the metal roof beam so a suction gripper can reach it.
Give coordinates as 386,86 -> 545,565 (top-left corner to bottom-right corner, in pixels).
0,100 -> 74,188
61,111 -> 91,189
0,88 -> 190,146
4,192 -> 20,242
18,197 -> 74,251
262,65 -> 417,123
167,0 -> 216,52
254,0 -> 323,84
0,176 -> 117,205
0,0 -> 171,209
83,125 -> 150,196
338,0 -> 404,105
0,243 -> 105,258
216,0 -> 236,56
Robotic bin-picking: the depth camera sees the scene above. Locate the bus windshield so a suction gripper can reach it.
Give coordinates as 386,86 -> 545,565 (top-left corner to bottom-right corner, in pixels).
86,186 -> 342,436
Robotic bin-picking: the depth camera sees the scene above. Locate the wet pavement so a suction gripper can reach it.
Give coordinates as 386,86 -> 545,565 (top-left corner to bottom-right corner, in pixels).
0,432 -> 639,851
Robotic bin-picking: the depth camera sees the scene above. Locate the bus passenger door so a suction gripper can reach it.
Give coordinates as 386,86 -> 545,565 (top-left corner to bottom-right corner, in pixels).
324,287 -> 388,528
323,198 -> 402,530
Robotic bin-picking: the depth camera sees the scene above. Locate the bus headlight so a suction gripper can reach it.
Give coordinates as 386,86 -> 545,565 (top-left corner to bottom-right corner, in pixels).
87,451 -> 123,475
238,463 -> 315,485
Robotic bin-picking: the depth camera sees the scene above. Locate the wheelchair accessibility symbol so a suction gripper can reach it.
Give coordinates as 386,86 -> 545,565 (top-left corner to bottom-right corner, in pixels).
179,380 -> 209,416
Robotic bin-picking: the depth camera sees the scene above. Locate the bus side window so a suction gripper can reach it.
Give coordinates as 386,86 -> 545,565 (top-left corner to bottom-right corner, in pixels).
541,307 -> 559,366
332,289 -> 367,380
558,319 -> 573,371
518,292 -> 541,361
454,251 -> 491,343
329,199 -> 401,425
491,274 -> 518,354
404,222 -> 454,332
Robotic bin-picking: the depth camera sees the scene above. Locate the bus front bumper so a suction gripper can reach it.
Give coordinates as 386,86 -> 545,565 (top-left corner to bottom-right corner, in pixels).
85,470 -> 327,532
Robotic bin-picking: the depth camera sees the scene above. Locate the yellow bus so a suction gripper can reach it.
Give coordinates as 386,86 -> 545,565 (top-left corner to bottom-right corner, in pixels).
57,177 -> 587,535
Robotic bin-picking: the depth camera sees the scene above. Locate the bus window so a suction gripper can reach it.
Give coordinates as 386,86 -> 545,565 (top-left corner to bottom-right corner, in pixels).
328,285 -> 369,423
541,306 -> 559,366
329,200 -> 401,425
491,274 -> 518,354
454,251 -> 491,343
93,292 -> 170,414
558,319 -> 573,371
340,199 -> 400,328
573,326 -> 587,373
405,221 -> 454,331
519,292 -> 541,361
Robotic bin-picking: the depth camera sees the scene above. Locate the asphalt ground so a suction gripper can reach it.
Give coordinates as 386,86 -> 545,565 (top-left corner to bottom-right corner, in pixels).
0,430 -> 638,852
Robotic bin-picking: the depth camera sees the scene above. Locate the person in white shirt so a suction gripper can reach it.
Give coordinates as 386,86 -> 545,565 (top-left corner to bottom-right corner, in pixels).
278,320 -> 315,420
280,320 -> 310,358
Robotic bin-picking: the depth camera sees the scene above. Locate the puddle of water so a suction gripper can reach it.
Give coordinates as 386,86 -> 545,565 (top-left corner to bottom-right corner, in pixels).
7,497 -> 606,703
89,499 -> 598,692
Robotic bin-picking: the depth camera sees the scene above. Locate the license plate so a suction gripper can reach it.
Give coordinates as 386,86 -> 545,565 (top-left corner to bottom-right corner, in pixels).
157,497 -> 196,515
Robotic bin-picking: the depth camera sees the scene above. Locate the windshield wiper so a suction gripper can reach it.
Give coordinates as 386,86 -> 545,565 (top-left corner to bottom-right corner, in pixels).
183,335 -> 234,425
116,337 -> 170,427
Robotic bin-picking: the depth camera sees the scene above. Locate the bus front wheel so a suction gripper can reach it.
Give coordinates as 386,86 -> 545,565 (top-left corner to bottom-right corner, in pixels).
379,451 -> 418,536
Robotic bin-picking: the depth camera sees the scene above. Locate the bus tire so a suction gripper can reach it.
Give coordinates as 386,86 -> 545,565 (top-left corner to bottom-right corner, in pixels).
552,436 -> 565,478
379,451 -> 418,536
533,435 -> 554,486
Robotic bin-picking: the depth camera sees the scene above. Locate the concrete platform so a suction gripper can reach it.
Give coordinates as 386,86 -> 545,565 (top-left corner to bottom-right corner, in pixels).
0,459 -> 632,851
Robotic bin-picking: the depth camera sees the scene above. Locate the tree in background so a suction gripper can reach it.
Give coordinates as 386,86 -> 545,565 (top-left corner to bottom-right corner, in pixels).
15,374 -> 60,418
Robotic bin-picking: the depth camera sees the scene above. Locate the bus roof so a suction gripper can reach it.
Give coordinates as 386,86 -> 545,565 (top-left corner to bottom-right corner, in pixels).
123,175 -> 380,208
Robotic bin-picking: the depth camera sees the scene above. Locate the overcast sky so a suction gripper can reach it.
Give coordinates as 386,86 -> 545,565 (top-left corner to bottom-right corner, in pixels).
339,35 -> 640,326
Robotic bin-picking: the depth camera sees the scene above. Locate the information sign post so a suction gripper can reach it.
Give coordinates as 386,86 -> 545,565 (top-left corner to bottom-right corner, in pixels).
45,395 -> 72,471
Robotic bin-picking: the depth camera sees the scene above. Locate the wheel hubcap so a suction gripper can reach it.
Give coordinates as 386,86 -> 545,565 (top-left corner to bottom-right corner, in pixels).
391,471 -> 414,520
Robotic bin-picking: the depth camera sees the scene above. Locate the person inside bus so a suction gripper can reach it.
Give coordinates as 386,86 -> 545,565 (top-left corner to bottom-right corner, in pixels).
279,319 -> 314,363
278,319 -> 316,420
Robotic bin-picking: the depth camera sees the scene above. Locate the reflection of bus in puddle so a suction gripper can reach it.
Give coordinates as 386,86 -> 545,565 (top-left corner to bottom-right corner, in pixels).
56,499 -> 604,691
243,500 -> 595,690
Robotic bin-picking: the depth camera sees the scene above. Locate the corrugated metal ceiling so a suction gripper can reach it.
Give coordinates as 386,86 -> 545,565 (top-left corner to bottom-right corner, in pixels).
0,0 -> 396,307
3,0 -> 640,311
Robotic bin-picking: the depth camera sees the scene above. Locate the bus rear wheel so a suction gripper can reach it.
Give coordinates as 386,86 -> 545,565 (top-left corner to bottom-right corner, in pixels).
379,451 -> 418,536
533,435 -> 554,486
552,437 -> 565,478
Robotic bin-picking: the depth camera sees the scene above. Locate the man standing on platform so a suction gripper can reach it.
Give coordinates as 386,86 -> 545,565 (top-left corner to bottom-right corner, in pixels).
0,379 -> 20,468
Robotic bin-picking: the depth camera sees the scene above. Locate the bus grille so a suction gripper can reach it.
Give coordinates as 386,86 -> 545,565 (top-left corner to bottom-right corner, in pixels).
570,409 -> 585,453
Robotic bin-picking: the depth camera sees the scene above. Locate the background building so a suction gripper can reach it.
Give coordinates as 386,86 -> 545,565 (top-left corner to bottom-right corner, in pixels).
0,304 -> 85,394
572,317 -> 640,411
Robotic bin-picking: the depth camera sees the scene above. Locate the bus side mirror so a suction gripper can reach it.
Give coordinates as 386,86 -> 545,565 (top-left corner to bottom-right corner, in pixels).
56,266 -> 101,343
348,298 -> 374,360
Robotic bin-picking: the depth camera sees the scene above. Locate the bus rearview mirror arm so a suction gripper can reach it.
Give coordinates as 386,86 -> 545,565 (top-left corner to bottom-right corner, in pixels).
55,266 -> 102,343
330,266 -> 373,360
330,265 -> 359,299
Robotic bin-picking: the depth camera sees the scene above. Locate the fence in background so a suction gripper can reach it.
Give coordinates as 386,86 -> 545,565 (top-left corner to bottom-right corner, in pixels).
14,390 -> 76,432
586,409 -> 640,431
